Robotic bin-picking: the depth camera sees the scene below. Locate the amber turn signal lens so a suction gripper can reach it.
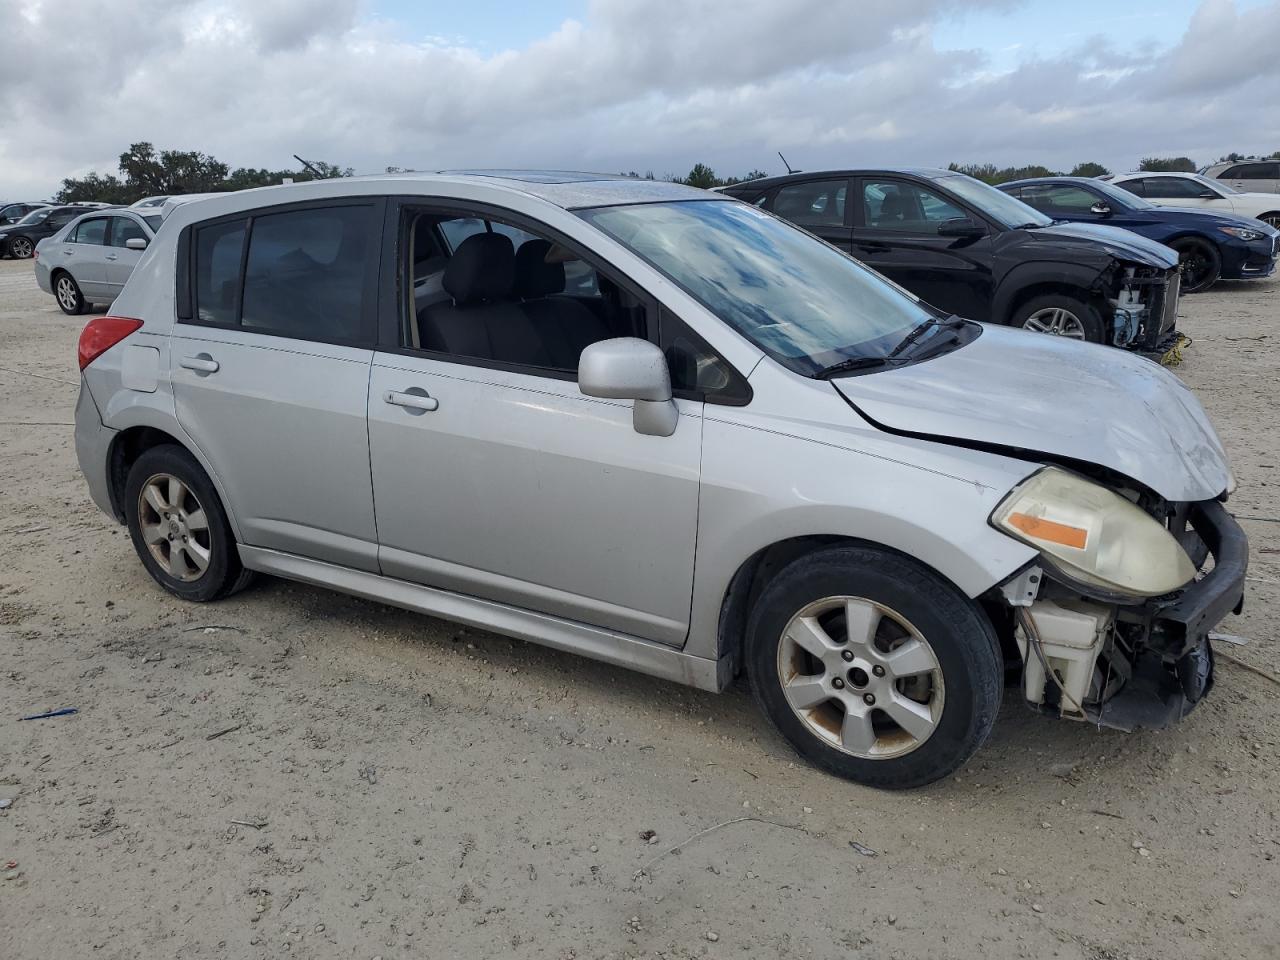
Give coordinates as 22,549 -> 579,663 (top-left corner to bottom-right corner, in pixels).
1006,512 -> 1088,550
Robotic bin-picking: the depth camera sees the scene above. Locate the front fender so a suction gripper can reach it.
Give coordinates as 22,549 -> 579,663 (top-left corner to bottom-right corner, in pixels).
992,259 -> 1106,324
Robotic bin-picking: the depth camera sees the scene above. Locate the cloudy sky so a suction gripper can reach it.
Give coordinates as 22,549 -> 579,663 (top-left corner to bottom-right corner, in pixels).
2,0 -> 1278,198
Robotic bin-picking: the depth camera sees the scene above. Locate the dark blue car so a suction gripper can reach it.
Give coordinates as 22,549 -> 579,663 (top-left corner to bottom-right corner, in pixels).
1000,177 -> 1279,293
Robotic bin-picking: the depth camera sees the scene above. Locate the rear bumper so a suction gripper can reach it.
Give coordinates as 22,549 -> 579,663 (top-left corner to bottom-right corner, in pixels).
74,380 -> 118,520
34,256 -> 52,294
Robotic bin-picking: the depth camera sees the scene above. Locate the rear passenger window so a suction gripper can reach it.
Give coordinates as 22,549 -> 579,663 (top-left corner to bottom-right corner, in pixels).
773,180 -> 847,227
195,219 -> 246,326
189,203 -> 377,342
240,206 -> 375,340
71,218 -> 109,245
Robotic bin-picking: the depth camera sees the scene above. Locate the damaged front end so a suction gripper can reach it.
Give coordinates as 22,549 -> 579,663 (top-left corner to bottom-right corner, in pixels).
996,496 -> 1247,731
1103,262 -> 1182,356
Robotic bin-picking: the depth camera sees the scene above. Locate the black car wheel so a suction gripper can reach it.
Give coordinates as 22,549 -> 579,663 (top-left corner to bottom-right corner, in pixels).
746,545 -> 1003,789
8,236 -> 34,259
54,272 -> 85,315
1011,294 -> 1106,344
1260,212 -> 1280,230
1170,237 -> 1221,293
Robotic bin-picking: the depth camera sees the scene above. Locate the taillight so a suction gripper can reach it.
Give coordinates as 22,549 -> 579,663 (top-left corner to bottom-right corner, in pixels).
78,316 -> 143,370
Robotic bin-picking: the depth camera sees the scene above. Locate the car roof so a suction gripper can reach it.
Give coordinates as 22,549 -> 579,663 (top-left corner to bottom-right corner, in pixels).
721,167 -> 957,191
999,176 -> 1107,188
1109,171 -> 1200,181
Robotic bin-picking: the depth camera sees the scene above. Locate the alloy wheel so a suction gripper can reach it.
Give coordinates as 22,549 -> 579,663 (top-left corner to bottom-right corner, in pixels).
1262,213 -> 1280,229
776,596 -> 945,760
137,473 -> 212,582
1022,307 -> 1086,339
10,237 -> 33,259
56,276 -> 79,312
1178,247 -> 1215,290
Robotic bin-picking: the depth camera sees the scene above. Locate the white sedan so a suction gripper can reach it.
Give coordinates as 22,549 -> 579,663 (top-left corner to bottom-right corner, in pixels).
1106,172 -> 1280,228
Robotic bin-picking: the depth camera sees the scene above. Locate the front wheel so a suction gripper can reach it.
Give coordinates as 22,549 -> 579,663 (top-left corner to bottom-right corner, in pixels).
54,273 -> 85,315
1259,212 -> 1280,230
1011,294 -> 1105,344
8,236 -> 34,259
746,546 -> 1003,789
1170,237 -> 1221,293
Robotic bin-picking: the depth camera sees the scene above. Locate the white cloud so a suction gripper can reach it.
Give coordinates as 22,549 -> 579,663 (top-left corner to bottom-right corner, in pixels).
1,0 -> 1277,199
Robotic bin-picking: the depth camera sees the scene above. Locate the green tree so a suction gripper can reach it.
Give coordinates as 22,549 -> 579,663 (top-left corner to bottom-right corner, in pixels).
947,162 -> 1059,184
1138,156 -> 1197,173
1069,161 -> 1110,178
680,163 -> 719,189
53,171 -> 132,204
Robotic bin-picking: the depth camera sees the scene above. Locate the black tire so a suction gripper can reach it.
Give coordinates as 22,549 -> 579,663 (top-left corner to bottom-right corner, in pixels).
7,235 -> 35,259
1170,237 -> 1221,293
745,545 -> 1003,789
1259,212 -> 1280,230
124,445 -> 254,602
1010,293 -> 1106,344
53,272 -> 85,315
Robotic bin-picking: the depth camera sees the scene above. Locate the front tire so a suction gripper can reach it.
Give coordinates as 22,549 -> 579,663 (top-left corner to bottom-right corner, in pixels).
8,236 -> 34,259
1011,294 -> 1105,344
54,272 -> 85,315
124,445 -> 253,602
746,546 -> 1003,789
1170,237 -> 1221,293
1259,212 -> 1280,230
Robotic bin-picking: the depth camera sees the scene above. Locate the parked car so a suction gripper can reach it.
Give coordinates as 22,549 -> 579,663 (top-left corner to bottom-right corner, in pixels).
1,201 -> 49,225
0,204 -> 103,259
1105,172 -> 1280,229
1200,158 -> 1280,195
33,208 -> 162,314
999,177 -> 1278,293
130,195 -> 171,209
718,169 -> 1182,354
73,172 -> 1246,788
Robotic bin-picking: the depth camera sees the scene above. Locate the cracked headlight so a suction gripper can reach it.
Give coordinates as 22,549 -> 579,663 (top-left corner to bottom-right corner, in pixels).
991,466 -> 1196,598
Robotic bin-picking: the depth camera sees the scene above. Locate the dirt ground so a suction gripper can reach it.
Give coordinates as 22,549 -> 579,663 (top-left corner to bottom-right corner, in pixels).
0,256 -> 1277,960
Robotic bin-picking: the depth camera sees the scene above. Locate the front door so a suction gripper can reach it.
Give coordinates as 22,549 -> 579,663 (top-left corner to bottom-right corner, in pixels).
171,199 -> 384,572
851,178 -> 994,320
367,204 -> 703,645
103,216 -> 149,298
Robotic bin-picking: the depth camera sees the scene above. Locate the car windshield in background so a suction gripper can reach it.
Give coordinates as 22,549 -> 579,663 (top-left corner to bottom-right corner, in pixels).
17,208 -> 51,225
578,199 -> 937,375
1191,173 -> 1237,195
1088,179 -> 1155,210
936,174 -> 1052,228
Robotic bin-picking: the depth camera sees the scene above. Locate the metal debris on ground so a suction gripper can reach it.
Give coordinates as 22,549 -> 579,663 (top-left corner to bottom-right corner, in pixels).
1208,632 -> 1252,646
848,840 -> 878,857
19,707 -> 77,721
205,723 -> 244,741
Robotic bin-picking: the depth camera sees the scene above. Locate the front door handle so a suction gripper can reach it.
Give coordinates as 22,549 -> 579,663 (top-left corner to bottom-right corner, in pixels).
180,354 -> 219,374
105,253 -> 118,261
384,388 -> 439,413
62,249 -> 73,255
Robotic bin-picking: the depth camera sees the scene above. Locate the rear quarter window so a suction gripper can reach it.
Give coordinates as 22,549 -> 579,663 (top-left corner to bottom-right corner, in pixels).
194,219 -> 247,326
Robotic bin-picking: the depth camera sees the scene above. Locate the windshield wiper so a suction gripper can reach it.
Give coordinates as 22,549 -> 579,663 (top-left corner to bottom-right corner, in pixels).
815,356 -> 901,379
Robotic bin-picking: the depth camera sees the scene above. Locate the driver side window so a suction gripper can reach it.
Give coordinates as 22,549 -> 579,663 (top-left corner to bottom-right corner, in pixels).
862,180 -> 966,233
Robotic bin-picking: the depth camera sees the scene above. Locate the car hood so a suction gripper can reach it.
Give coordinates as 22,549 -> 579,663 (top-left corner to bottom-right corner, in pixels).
1155,206 -> 1280,234
832,325 -> 1232,502
1032,221 -> 1178,267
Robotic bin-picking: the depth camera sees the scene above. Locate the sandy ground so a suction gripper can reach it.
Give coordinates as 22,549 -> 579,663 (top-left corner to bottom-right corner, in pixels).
0,256 -> 1277,960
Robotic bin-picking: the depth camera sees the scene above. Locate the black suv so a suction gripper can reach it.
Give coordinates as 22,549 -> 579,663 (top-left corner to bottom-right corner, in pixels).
1,201 -> 49,225
719,168 -> 1183,355
0,205 -> 99,259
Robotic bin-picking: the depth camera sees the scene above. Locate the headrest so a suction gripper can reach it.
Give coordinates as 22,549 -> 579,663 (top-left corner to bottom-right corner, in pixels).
514,239 -> 565,298
443,232 -> 515,305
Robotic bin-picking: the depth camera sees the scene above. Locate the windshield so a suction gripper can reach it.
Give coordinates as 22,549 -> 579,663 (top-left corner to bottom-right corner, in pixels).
17,208 -> 51,226
1087,179 -> 1155,210
935,174 -> 1052,228
578,200 -> 939,375
1189,173 -> 1236,195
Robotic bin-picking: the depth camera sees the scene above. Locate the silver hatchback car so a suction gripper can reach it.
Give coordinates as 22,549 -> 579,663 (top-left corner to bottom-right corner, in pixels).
73,172 -> 1248,788
36,208 -> 163,314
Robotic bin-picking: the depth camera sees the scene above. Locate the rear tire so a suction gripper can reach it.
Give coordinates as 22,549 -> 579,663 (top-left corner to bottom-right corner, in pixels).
124,445 -> 254,602
1011,294 -> 1106,344
745,545 -> 1003,789
54,272 -> 85,315
1170,237 -> 1221,293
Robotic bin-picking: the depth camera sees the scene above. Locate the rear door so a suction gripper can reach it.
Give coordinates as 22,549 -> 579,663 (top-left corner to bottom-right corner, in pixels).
171,198 -> 384,571
103,215 -> 149,298
61,215 -> 112,298
763,178 -> 853,250
850,177 -> 995,320
1224,161 -> 1280,194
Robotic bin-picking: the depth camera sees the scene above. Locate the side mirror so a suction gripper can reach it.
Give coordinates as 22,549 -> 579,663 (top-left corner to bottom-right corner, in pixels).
937,217 -> 985,238
578,337 -> 678,437
125,237 -> 148,250
1089,202 -> 1112,216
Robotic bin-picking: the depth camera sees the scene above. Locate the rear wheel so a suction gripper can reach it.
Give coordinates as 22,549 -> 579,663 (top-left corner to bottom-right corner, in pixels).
746,545 -> 1003,789
1012,294 -> 1105,344
8,236 -> 34,259
1170,237 -> 1221,293
124,445 -> 253,602
54,273 -> 85,315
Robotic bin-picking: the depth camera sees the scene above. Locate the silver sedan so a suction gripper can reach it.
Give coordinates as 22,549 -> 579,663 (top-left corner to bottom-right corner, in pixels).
35,209 -> 162,314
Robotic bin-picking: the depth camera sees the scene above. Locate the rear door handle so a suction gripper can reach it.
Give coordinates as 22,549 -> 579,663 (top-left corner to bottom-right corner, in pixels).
384,389 -> 439,413
105,253 -> 118,261
855,242 -> 891,253
180,355 -> 219,374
